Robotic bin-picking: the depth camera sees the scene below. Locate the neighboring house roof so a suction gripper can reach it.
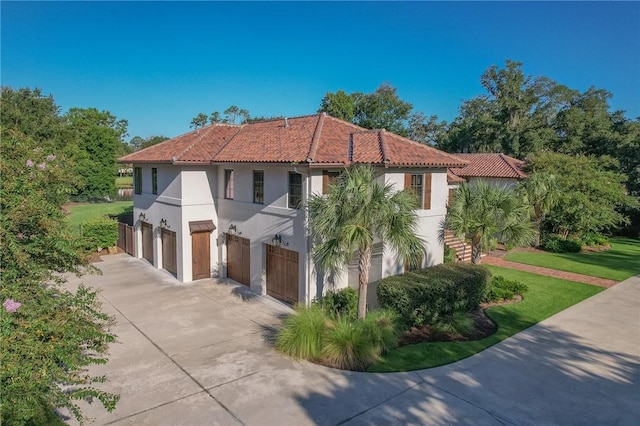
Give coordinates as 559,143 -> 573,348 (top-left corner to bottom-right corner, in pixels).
119,113 -> 467,168
447,170 -> 466,184
448,153 -> 527,179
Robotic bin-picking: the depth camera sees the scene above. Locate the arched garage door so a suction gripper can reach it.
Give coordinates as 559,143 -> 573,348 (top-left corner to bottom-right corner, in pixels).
266,245 -> 299,304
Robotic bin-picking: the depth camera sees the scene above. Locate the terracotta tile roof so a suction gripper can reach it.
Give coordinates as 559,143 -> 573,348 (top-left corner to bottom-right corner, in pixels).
447,170 -> 466,184
118,113 -> 467,168
118,124 -> 240,164
449,153 -> 527,179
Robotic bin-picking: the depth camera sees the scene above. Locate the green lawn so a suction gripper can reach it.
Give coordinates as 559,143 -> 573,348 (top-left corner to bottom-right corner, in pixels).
66,201 -> 132,231
504,237 -> 640,282
368,266 -> 604,372
115,176 -> 133,187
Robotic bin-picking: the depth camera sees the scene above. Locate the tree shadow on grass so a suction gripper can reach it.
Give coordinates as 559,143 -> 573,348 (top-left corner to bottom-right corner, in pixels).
287,308 -> 639,425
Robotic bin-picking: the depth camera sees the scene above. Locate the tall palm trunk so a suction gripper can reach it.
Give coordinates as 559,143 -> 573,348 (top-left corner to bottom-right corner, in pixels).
357,244 -> 372,319
471,239 -> 483,264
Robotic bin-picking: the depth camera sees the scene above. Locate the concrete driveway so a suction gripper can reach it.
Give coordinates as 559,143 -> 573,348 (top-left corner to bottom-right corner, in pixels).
64,254 -> 640,425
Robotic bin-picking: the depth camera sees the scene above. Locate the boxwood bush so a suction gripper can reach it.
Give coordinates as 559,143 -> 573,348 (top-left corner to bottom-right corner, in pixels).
483,275 -> 528,303
542,235 -> 583,253
81,217 -> 118,251
377,263 -> 491,328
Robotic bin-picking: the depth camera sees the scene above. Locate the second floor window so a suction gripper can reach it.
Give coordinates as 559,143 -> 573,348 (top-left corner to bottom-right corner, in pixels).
289,172 -> 302,209
404,172 -> 432,210
322,170 -> 340,194
152,168 -> 158,195
224,169 -> 234,199
134,167 -> 142,194
253,170 -> 264,204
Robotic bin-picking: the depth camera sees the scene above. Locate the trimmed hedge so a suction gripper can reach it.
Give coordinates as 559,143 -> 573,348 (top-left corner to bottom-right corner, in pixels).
483,275 -> 528,303
377,263 -> 491,328
542,236 -> 583,253
81,217 -> 118,251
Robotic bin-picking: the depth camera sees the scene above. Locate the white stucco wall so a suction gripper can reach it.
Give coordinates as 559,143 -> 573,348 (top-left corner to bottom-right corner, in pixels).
132,163 -> 449,306
467,176 -> 520,189
133,164 -> 217,282
216,164 -> 308,299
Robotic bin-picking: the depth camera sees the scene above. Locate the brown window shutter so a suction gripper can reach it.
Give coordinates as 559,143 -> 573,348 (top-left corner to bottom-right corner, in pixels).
424,173 -> 432,210
323,171 -> 329,194
404,173 -> 412,189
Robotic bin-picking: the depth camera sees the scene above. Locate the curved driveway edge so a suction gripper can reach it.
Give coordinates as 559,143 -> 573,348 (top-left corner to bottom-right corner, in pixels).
64,255 -> 639,425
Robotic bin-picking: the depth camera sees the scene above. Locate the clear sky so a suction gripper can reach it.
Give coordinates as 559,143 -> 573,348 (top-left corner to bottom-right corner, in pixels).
2,1 -> 639,139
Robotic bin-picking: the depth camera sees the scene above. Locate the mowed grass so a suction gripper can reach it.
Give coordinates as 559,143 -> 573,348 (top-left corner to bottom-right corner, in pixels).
504,237 -> 640,282
115,176 -> 133,187
368,266 -> 604,372
66,201 -> 132,231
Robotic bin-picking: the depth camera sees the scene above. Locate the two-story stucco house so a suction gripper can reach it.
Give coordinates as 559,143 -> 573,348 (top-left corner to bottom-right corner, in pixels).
118,113 -> 466,306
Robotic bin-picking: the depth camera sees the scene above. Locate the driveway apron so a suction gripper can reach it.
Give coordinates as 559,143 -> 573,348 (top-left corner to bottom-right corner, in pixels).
64,255 -> 640,425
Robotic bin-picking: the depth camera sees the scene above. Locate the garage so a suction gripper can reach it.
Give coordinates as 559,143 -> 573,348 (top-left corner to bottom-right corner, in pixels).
141,222 -> 153,264
226,234 -> 250,285
161,229 -> 177,275
266,245 -> 299,304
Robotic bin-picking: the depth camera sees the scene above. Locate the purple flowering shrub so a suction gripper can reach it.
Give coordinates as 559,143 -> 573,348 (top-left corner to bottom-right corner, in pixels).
1,92 -> 119,425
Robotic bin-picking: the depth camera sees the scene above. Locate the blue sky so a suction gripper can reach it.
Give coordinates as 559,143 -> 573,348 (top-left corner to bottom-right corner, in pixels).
2,1 -> 639,140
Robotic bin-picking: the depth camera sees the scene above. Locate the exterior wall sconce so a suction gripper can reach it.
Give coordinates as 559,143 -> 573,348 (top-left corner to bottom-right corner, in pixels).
272,234 -> 288,247
159,218 -> 170,229
139,212 -> 147,222
227,224 -> 240,235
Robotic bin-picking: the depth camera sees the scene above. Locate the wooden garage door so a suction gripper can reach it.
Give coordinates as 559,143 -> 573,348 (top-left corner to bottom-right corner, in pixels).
227,234 -> 250,285
141,222 -> 153,263
162,229 -> 177,275
192,232 -> 211,280
266,245 -> 299,304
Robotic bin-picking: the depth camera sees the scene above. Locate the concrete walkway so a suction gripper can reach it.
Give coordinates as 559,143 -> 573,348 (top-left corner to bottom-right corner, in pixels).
482,256 -> 619,288
64,255 -> 640,425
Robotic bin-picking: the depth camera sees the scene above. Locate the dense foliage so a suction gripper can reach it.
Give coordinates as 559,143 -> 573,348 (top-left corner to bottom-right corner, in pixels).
526,152 -> 636,238
444,182 -> 535,263
1,89 -> 118,424
81,217 -> 119,251
377,263 -> 491,328
483,276 -> 529,303
1,87 -> 128,201
315,287 -> 358,320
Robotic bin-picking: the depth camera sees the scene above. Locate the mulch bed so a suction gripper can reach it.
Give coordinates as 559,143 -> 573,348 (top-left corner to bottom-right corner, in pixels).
398,296 -> 521,346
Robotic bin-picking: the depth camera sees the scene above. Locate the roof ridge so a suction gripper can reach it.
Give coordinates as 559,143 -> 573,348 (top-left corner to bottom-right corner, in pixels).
210,125 -> 245,162
499,153 -> 527,177
306,113 -> 325,162
378,130 -> 390,164
175,126 -> 215,161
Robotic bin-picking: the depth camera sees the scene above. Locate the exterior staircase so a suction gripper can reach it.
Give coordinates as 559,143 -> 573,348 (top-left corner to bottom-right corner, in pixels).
444,231 -> 472,263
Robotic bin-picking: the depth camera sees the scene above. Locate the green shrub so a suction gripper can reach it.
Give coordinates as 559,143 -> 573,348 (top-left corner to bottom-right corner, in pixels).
443,245 -> 456,263
483,275 -> 529,303
430,312 -> 475,337
360,310 -> 399,356
275,304 -> 327,360
542,235 -> 583,253
321,317 -> 375,371
81,217 -> 118,251
582,232 -> 609,247
377,263 -> 491,328
317,287 -> 358,320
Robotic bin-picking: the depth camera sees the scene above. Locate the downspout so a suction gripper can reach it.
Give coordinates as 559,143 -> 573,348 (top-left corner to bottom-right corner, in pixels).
295,165 -> 313,306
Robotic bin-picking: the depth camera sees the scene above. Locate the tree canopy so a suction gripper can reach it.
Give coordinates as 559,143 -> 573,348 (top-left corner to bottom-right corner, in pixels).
1,89 -> 119,423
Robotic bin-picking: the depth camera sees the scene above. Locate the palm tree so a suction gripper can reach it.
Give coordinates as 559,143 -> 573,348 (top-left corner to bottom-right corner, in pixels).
517,172 -> 558,246
444,182 -> 535,264
307,165 -> 424,319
